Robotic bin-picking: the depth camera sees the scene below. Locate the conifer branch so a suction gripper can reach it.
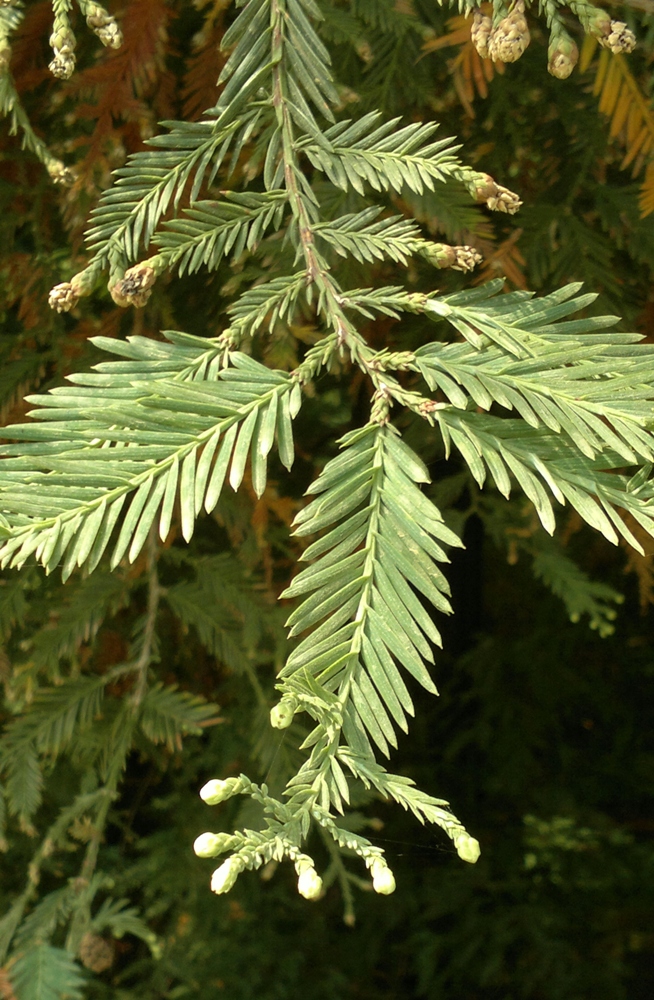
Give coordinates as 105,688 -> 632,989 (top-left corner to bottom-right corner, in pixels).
0,0 -> 650,928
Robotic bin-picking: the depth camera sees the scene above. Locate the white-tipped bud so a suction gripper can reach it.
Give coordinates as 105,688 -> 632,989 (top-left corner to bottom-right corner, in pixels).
199,777 -> 244,805
270,697 -> 296,730
454,832 -> 481,864
210,857 -> 243,894
297,867 -> 323,900
193,832 -> 232,858
370,859 -> 396,895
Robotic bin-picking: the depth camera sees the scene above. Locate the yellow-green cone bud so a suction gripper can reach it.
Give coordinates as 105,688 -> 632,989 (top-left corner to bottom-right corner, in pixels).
270,697 -> 297,729
471,11 -> 492,59
548,35 -> 579,80
454,832 -> 481,864
370,859 -> 396,895
210,857 -> 243,894
194,832 -> 240,858
297,866 -> 323,900
488,1 -> 530,64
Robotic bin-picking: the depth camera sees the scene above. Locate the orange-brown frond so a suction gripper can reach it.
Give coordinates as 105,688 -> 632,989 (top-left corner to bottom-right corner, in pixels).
181,5 -> 228,121
638,162 -> 654,217
474,229 -> 527,288
422,9 -> 502,117
582,36 -> 654,216
52,0 -> 174,238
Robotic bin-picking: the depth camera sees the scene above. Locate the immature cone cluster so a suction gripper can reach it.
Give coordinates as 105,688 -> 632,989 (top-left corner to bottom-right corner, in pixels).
109,260 -> 161,308
48,269 -> 94,313
450,246 -> 483,272
0,43 -> 10,74
471,10 -> 492,59
548,33 -> 579,79
471,172 -> 522,214
578,6 -> 637,54
49,283 -> 79,313
49,27 -> 76,79
46,159 -> 75,186
84,3 -> 123,49
487,1 -> 530,64
599,21 -> 636,54
421,243 -> 483,272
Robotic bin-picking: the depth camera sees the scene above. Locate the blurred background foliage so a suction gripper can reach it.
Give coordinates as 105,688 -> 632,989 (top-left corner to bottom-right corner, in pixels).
1,0 -> 654,997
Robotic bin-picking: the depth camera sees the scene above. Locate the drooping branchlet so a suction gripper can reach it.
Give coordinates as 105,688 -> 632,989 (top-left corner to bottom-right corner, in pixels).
80,2 -> 123,49
49,26 -> 76,79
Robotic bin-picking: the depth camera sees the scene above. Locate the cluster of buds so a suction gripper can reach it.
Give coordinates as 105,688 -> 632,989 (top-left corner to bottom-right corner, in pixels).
46,158 -> 75,187
452,831 -> 481,864
49,24 -> 76,79
570,3 -> 636,54
48,268 -> 95,313
468,171 -> 522,214
420,242 -> 483,273
599,20 -> 636,55
199,776 -> 246,806
269,695 -> 298,730
295,858 -> 323,901
210,856 -> 246,895
368,857 -> 396,895
471,10 -> 493,59
548,26 -> 579,80
193,832 -> 242,858
109,256 -> 163,308
487,1 -> 530,64
81,2 -> 123,49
